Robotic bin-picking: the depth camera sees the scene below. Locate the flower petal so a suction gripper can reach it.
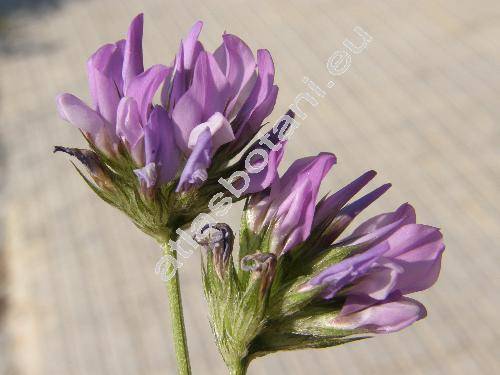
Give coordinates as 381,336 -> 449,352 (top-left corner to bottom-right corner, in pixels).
314,170 -> 378,227
321,183 -> 392,246
350,203 -> 416,241
166,21 -> 204,109
305,240 -> 390,298
181,21 -> 204,71
344,259 -> 405,303
214,34 -> 256,118
116,97 -> 144,165
188,112 -> 235,154
125,64 -> 170,125
278,179 -> 316,253
56,93 -> 106,136
122,13 -> 144,90
177,128 -> 212,192
134,162 -> 157,189
233,49 -> 277,143
384,224 -> 445,294
279,152 -> 336,197
332,296 -> 427,333
87,43 -> 123,124
152,106 -> 181,184
172,51 -> 230,152
116,97 -> 142,147
143,107 -> 160,165
243,140 -> 286,195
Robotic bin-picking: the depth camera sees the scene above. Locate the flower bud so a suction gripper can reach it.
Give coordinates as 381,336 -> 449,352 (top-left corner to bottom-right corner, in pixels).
194,223 -> 234,279
54,146 -> 114,191
241,252 -> 277,297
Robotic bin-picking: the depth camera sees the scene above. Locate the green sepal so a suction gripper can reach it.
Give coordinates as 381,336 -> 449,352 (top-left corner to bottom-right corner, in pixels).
270,305 -> 354,338
249,332 -> 369,358
71,162 -> 116,207
286,244 -> 360,282
268,277 -> 325,318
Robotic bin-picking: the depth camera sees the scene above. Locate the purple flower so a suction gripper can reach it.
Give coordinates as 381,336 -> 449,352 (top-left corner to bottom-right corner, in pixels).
56,14 -> 174,190
302,203 -> 445,333
56,14 -> 279,194
165,21 -> 279,191
246,154 -> 394,256
247,152 -> 337,254
242,155 -> 444,335
331,295 -> 427,334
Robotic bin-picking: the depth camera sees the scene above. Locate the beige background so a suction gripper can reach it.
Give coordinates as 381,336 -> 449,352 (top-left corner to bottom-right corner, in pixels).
1,0 -> 499,374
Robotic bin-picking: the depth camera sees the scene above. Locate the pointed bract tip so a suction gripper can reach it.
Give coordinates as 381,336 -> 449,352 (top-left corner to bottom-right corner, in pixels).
53,145 -> 66,154
53,146 -> 114,190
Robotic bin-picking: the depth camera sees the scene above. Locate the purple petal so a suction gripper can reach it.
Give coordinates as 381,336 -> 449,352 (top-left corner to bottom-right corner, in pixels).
343,259 -> 405,304
274,153 -> 336,247
56,93 -> 106,136
116,97 -> 144,165
116,97 -> 142,146
235,50 -> 275,125
246,152 -> 336,252
322,183 -> 392,245
280,152 -> 336,196
143,108 -> 160,165
181,21 -> 204,71
122,13 -> 144,90
233,50 -> 277,142
313,170 -> 377,227
214,34 -> 256,118
125,64 -> 170,125
347,203 -> 416,245
87,43 -> 123,124
244,85 -> 278,135
166,21 -> 204,109
384,224 -> 445,294
152,106 -> 181,184
187,112 -> 235,154
277,179 -> 316,253
338,183 -> 392,222
134,162 -> 157,189
172,51 -> 230,152
177,128 -> 212,192
332,296 -> 427,333
316,223 -> 443,312
243,140 -> 286,195
304,240 -> 390,298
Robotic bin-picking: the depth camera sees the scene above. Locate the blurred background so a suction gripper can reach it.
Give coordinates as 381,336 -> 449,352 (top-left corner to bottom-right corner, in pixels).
1,0 -> 499,374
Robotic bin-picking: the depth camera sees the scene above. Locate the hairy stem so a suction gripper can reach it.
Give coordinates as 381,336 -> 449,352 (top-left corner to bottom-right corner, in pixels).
161,240 -> 191,375
229,359 -> 249,375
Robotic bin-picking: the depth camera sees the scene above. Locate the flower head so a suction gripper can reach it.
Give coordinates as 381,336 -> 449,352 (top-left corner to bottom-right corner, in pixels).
202,153 -> 445,371
55,14 -> 282,238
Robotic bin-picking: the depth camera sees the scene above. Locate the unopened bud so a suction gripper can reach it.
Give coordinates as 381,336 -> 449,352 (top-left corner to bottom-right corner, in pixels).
241,252 -> 277,296
54,146 -> 114,191
194,223 -> 234,279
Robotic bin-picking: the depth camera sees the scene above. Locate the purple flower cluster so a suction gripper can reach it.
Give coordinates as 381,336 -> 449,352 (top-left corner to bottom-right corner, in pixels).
55,14 -> 445,353
246,153 -> 445,333
57,14 -> 277,193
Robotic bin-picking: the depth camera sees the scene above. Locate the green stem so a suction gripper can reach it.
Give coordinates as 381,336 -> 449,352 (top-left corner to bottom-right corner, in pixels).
229,359 -> 249,375
161,240 -> 191,375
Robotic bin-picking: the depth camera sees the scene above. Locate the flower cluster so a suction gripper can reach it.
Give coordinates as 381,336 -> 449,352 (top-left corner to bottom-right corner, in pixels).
199,153 -> 444,372
55,14 -> 280,239
54,14 -> 445,375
